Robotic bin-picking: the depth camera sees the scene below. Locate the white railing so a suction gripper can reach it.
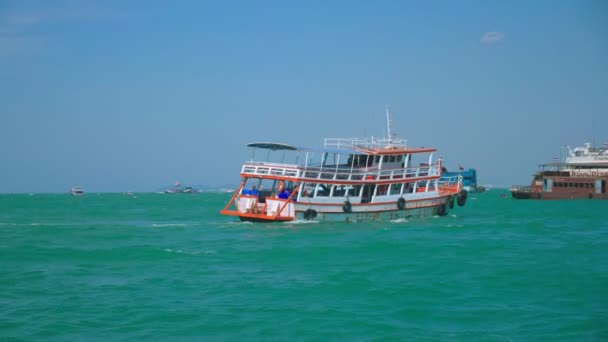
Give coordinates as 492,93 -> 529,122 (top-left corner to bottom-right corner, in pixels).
241,162 -> 439,182
324,137 -> 408,150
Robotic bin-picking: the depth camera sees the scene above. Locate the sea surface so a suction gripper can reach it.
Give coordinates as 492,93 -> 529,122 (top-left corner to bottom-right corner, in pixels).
1,191 -> 607,340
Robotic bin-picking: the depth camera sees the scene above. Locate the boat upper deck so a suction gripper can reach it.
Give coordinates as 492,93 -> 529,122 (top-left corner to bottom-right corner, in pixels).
241,161 -> 441,184
242,137 -> 442,184
566,143 -> 608,166
324,137 -> 436,155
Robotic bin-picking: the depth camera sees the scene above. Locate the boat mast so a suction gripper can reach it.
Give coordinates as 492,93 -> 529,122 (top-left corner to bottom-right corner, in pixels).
386,105 -> 393,147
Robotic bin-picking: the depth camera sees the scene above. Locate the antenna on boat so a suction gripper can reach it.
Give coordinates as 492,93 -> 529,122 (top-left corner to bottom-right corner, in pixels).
386,105 -> 393,147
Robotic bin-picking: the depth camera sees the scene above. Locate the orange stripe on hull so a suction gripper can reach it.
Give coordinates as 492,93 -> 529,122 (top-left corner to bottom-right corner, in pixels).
220,210 -> 294,222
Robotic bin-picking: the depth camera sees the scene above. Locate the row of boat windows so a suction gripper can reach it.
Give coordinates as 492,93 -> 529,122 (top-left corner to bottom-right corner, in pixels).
301,181 -> 433,198
553,182 -> 594,188
347,154 -> 405,167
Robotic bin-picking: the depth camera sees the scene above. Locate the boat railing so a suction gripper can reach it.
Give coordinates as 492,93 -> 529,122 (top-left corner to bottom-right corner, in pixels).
438,175 -> 460,186
324,137 -> 408,149
241,162 -> 439,182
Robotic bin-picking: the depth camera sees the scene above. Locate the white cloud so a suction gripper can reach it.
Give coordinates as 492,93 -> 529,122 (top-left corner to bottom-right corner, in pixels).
480,31 -> 505,44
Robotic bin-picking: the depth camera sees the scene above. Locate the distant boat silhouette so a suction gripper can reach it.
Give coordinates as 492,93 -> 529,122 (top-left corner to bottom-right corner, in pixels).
164,182 -> 199,194
70,187 -> 84,196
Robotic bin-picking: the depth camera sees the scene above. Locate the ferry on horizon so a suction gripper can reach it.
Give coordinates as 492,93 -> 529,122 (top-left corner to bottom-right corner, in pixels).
511,142 -> 608,200
220,108 -> 468,222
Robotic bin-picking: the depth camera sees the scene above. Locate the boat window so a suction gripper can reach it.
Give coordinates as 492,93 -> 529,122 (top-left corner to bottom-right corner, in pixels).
301,183 -> 315,197
376,184 -> 389,196
333,185 -> 347,197
361,184 -> 374,203
389,156 -> 396,162
397,155 -> 403,162
390,183 -> 402,195
332,185 -> 358,197
403,183 -> 414,194
315,184 -> 331,197
375,156 -> 381,163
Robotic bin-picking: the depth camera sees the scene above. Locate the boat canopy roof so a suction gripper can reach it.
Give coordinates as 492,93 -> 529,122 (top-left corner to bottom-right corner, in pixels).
356,146 -> 437,155
246,142 -> 298,151
247,142 -> 364,155
247,142 -> 434,155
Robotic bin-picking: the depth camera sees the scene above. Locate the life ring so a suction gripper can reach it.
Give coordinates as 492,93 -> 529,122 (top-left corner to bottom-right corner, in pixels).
343,200 -> 352,213
457,190 -> 468,207
303,208 -> 317,220
277,181 -> 285,192
397,197 -> 406,210
437,204 -> 447,216
449,195 -> 455,209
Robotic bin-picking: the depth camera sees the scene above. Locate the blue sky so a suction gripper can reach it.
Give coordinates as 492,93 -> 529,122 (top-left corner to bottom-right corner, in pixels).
1,0 -> 607,192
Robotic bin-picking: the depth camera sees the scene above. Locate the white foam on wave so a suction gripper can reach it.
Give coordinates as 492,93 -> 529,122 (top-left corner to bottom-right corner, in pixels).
390,218 -> 409,223
288,219 -> 319,225
164,248 -> 216,255
224,221 -> 253,225
151,223 -> 188,227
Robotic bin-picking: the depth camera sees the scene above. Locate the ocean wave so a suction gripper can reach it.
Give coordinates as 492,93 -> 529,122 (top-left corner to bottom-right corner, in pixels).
151,223 -> 189,227
164,248 -> 216,255
288,219 -> 320,225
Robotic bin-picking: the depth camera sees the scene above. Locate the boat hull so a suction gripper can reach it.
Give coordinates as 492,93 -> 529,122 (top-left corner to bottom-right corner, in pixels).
223,194 -> 457,222
511,191 -> 607,200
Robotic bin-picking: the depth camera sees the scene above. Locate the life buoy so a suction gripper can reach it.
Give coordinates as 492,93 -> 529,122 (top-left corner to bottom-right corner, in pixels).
397,197 -> 406,210
303,208 -> 317,220
437,204 -> 447,216
343,200 -> 352,213
457,190 -> 468,207
277,181 -> 285,192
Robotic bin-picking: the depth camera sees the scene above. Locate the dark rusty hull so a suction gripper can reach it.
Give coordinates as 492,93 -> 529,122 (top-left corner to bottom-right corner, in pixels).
512,175 -> 608,200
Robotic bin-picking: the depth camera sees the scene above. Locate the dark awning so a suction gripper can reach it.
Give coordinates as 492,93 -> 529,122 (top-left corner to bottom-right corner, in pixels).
246,142 -> 298,151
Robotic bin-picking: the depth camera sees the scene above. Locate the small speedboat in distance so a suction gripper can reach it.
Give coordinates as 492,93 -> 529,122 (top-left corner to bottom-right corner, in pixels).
164,182 -> 199,194
70,187 -> 85,196
220,108 -> 468,222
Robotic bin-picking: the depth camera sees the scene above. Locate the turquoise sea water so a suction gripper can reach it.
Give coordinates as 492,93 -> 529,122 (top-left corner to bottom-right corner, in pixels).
1,191 -> 607,340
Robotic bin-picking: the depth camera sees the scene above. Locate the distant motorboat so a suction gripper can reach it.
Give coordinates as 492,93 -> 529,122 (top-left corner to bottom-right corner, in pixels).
70,187 -> 85,196
164,182 -> 199,194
